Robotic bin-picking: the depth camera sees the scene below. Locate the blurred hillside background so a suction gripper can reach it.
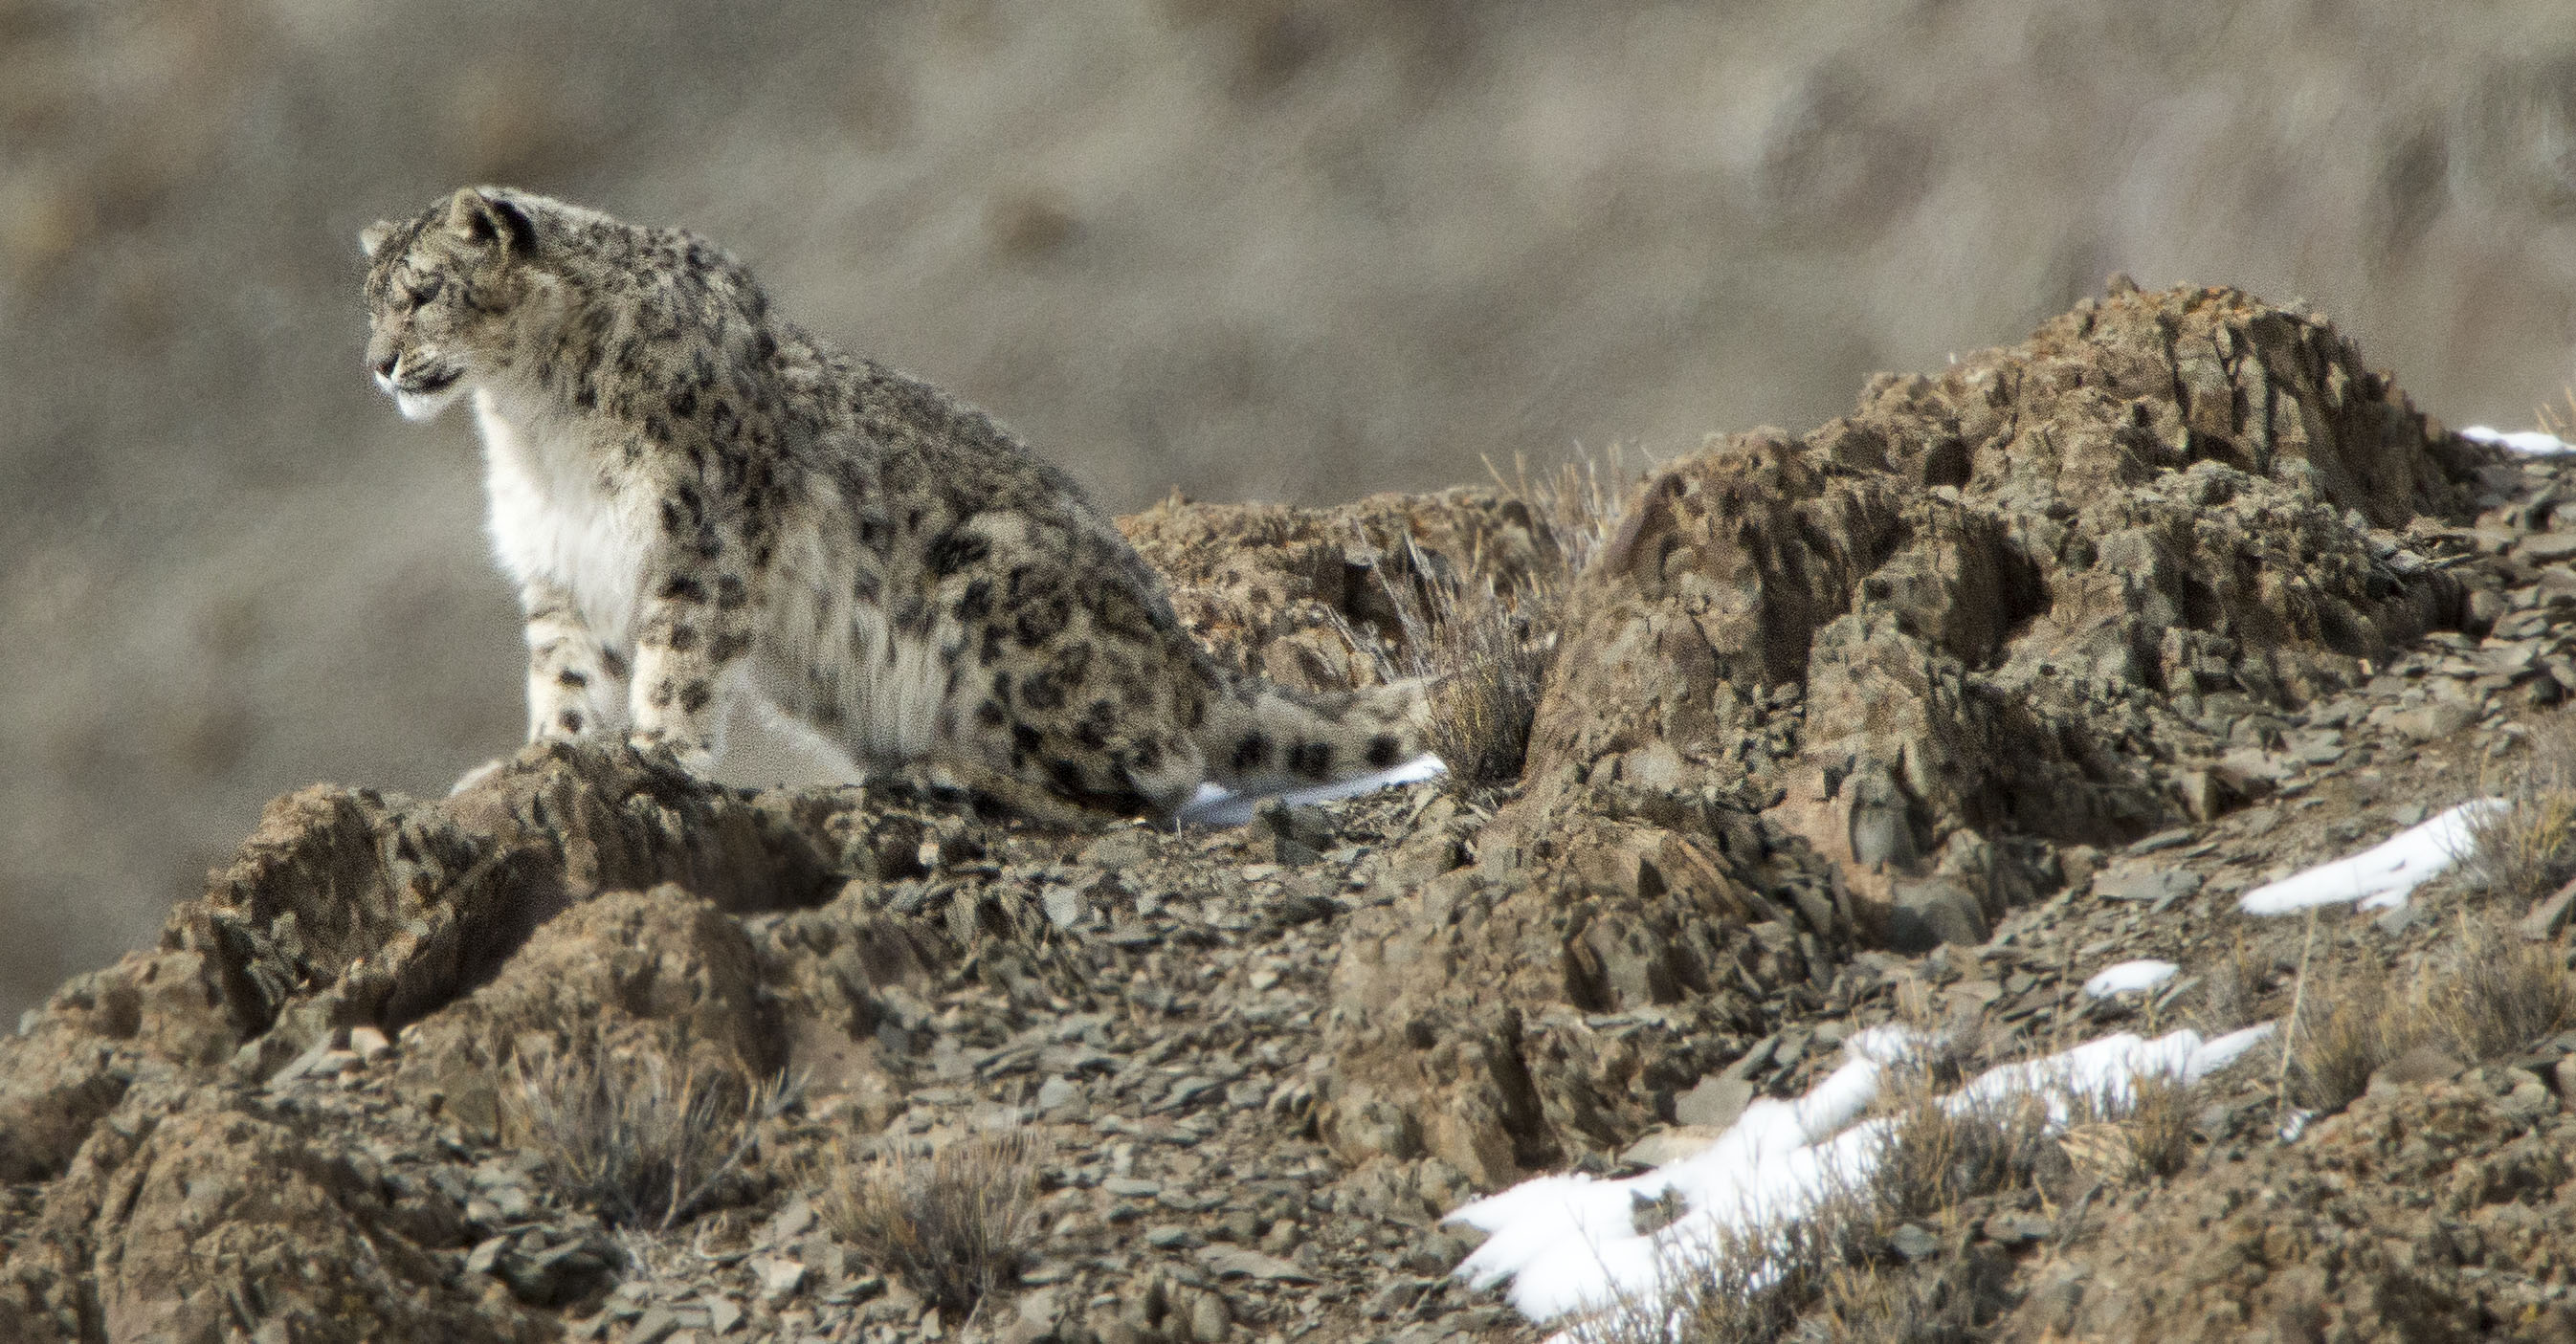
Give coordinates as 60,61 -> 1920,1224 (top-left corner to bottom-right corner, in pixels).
3,0 -> 2574,1018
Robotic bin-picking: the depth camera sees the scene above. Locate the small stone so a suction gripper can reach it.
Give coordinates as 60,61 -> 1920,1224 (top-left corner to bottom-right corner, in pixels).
1001,1287 -> 1062,1344
1036,1076 -> 1084,1113
1889,1223 -> 1943,1262
1674,1074 -> 1755,1130
1145,1223 -> 1201,1249
756,1257 -> 807,1304
1981,1211 -> 2052,1244
2520,533 -> 2576,562
2522,877 -> 2576,940
766,1197 -> 815,1244
348,1025 -> 391,1060
1620,1127 -> 1721,1168
490,1182 -> 534,1221
2124,826 -> 2195,856
2367,1044 -> 2467,1096
2091,867 -> 2202,907
704,1295 -> 744,1334
628,1307 -> 682,1344
1188,1287 -> 1232,1342
1079,829 -> 1155,870
2387,701 -> 2476,742
2502,1076 -> 2558,1123
1888,879 -> 1988,950
1195,1245 -> 1321,1284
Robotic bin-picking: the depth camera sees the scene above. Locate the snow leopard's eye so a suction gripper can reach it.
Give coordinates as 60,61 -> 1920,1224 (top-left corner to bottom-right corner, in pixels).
403,275 -> 445,308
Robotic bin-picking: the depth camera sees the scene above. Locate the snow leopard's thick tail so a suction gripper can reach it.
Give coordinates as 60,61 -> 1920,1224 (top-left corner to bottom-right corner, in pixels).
1188,673 -> 1442,813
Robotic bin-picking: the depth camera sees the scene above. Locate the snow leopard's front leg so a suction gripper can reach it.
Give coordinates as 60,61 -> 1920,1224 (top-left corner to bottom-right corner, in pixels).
627,544 -> 755,776
521,578 -> 630,741
453,578 -> 632,793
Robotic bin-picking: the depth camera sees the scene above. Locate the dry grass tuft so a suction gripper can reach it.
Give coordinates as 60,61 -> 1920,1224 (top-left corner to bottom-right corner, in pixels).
2285,959 -> 2413,1113
1377,540 -> 1556,788
2466,710 -> 2576,906
1350,448 -> 1633,790
1809,1257 -> 1984,1344
1497,447 -> 1634,581
2427,915 -> 2576,1060
1565,1188 -> 1875,1344
826,1127 -> 1044,1317
1866,1090 -> 2056,1223
2193,936 -> 2265,1033
2285,913 -> 2576,1113
2537,385 -> 2576,441
2118,1070 -> 2197,1179
504,1039 -> 794,1230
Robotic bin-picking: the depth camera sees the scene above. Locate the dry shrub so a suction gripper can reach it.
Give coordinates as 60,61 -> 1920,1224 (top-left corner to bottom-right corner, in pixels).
827,1127 -> 1043,1316
1565,1185 -> 1877,1344
1805,1254 -> 1999,1344
504,1038 -> 793,1230
1377,541 -> 1554,788
1352,448 -> 1632,790
2466,710 -> 2576,905
2285,915 -> 2576,1113
2285,959 -> 2415,1113
1499,446 -> 1633,581
1866,1090 -> 2055,1223
2118,1071 -> 2197,1179
2427,916 -> 2576,1059
2193,936 -> 2265,1033
2538,385 -> 2576,441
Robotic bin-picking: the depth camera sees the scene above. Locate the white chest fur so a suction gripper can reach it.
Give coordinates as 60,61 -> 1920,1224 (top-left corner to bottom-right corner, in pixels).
473,389 -> 654,649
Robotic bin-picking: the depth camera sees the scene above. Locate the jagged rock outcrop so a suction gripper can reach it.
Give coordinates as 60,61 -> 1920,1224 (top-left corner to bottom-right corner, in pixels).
1529,282 -> 2482,899
1309,282 -> 2496,1186
2,1086 -> 541,1344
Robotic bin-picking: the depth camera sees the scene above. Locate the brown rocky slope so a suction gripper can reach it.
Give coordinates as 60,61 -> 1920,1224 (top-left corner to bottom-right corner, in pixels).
4,283 -> 2572,1342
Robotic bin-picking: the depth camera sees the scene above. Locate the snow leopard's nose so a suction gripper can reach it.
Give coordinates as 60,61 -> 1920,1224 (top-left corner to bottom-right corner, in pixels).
372,352 -> 399,378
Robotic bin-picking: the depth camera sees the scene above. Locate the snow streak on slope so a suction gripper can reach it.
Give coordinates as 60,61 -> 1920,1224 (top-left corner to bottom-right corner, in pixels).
2082,958 -> 2179,997
1447,1021 -> 2276,1331
2237,799 -> 2504,914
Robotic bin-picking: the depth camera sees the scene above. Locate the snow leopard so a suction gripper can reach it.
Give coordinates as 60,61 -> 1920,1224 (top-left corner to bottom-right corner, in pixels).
359,186 -> 1435,824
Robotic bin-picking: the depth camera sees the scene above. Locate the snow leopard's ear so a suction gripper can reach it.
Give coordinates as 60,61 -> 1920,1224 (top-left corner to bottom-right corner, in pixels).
358,220 -> 393,260
445,187 -> 535,256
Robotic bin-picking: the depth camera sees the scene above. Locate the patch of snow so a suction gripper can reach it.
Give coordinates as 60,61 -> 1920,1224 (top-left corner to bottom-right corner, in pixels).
1177,752 -> 1446,827
1448,1021 -> 2271,1333
2460,425 -> 2576,455
2188,1023 -> 2277,1078
2236,799 -> 2505,915
2083,958 -> 2179,998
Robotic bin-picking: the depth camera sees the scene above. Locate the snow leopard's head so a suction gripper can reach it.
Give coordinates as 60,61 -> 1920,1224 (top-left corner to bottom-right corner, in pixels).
359,187 -> 559,422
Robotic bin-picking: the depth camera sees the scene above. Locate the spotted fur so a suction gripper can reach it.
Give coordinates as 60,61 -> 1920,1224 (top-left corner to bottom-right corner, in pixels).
361,187 -> 1432,821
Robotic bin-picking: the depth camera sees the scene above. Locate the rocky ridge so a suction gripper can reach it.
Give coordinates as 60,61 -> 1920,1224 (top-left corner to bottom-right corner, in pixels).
3,283 -> 2574,1342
